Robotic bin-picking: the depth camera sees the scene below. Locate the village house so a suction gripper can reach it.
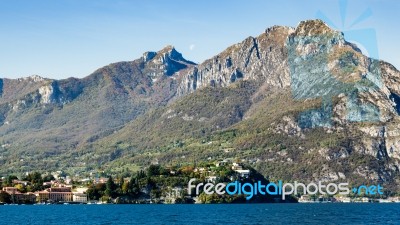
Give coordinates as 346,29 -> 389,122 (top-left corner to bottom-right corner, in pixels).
231,162 -> 243,170
72,193 -> 88,203
2,187 -> 36,203
72,187 -> 88,203
234,169 -> 250,178
215,161 -> 226,167
231,163 -> 250,178
94,177 -> 109,184
12,179 -> 29,186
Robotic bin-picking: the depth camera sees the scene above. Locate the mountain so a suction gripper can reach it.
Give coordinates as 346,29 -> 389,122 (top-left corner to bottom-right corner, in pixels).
1,19 -> 400,192
0,46 -> 195,171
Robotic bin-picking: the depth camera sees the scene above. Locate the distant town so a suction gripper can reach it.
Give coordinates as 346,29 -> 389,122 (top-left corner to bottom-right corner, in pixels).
1,160 -> 399,205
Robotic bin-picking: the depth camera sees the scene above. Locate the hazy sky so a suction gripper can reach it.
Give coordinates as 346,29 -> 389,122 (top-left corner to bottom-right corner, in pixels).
0,0 -> 398,79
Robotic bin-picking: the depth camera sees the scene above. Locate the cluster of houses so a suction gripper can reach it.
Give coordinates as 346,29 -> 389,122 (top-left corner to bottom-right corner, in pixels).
3,162 -> 400,204
197,160 -> 251,183
1,187 -> 36,203
0,161 -> 252,204
230,162 -> 250,178
1,184 -> 88,204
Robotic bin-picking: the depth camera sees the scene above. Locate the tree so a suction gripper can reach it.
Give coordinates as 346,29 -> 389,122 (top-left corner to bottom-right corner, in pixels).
128,177 -> 140,198
0,192 -> 11,203
43,174 -> 55,182
115,176 -> 124,195
136,170 -> 146,179
147,165 -> 161,177
25,172 -> 42,184
105,176 -> 116,198
87,183 -> 105,200
15,184 -> 26,193
121,181 -> 130,195
100,195 -> 110,203
5,175 -> 18,186
150,189 -> 161,199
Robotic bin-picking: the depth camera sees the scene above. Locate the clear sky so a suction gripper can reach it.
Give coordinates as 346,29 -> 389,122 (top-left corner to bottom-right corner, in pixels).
0,0 -> 398,79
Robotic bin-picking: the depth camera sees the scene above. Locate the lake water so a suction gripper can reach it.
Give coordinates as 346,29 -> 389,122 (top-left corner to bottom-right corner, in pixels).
0,204 -> 399,224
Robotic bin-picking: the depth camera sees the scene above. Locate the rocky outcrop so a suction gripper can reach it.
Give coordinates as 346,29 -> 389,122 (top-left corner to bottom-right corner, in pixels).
141,45 -> 196,79
176,26 -> 295,96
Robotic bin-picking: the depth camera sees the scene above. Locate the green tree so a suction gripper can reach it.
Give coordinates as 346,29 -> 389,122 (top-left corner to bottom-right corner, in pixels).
24,172 -> 42,184
121,180 -> 130,195
15,184 -> 26,193
128,177 -> 140,197
0,192 -> 11,203
115,176 -> 124,195
43,174 -> 55,182
100,195 -> 110,203
22,172 -> 44,191
150,188 -> 161,199
147,165 -> 161,177
105,176 -> 116,198
136,170 -> 146,179
5,175 -> 18,186
87,183 -> 105,200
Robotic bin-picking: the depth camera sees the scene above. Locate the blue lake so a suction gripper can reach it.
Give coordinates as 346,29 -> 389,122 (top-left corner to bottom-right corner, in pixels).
0,204 -> 399,224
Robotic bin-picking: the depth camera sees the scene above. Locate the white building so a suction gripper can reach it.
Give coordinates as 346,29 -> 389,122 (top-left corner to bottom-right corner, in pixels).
232,163 -> 243,170
73,193 -> 88,203
234,169 -> 250,178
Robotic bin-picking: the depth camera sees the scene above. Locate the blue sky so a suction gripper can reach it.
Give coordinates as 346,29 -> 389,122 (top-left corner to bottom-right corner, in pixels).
0,0 -> 398,79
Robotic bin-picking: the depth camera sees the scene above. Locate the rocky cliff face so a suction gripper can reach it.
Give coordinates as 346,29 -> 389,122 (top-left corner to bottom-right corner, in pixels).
176,25 -> 294,96
172,20 -> 400,177
287,21 -> 400,168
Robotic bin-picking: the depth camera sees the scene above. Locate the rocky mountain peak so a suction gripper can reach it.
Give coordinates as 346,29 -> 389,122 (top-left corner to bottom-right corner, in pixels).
156,45 -> 193,65
142,45 -> 184,63
142,45 -> 196,77
294,19 -> 339,36
16,74 -> 48,83
265,25 -> 295,35
157,45 -> 175,54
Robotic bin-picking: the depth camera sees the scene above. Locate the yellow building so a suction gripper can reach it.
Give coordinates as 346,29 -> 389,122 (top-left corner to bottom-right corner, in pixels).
36,187 -> 73,203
